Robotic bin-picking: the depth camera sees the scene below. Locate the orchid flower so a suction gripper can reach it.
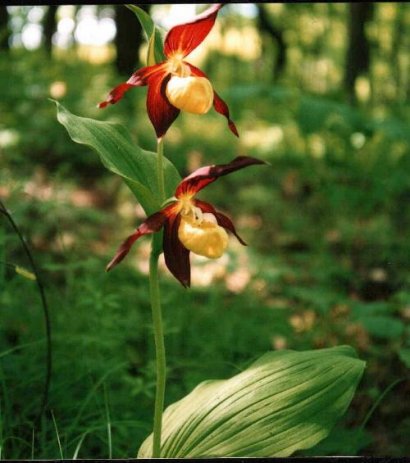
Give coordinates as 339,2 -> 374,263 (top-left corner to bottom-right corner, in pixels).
98,4 -> 238,138
106,156 -> 265,287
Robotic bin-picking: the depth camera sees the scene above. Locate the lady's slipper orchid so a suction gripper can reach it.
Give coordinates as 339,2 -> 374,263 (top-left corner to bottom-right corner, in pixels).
98,4 -> 238,138
106,156 -> 265,287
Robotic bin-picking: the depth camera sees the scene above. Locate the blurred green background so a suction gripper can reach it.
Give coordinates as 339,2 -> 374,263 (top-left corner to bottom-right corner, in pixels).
0,3 -> 409,458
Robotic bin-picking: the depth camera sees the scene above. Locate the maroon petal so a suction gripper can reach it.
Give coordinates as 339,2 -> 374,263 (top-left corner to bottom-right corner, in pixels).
98,82 -> 134,108
106,205 -> 175,272
193,198 -> 215,213
176,156 -> 267,197
98,63 -> 165,109
214,211 -> 247,245
127,63 -> 166,86
213,90 -> 239,137
187,63 -> 238,137
163,213 -> 191,288
164,4 -> 223,58
146,70 -> 180,138
195,199 -> 247,245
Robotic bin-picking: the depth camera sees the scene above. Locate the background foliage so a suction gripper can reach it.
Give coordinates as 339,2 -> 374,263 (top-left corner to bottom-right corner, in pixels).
0,3 -> 409,458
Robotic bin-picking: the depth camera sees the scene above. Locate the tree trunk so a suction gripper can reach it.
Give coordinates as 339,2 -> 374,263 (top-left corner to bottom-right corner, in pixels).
43,5 -> 58,58
344,3 -> 374,104
114,5 -> 149,76
391,3 -> 407,101
256,4 -> 286,82
0,5 -> 10,52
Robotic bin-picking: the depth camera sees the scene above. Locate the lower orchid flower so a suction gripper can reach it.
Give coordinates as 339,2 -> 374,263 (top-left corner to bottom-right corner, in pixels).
106,156 -> 265,287
98,4 -> 238,138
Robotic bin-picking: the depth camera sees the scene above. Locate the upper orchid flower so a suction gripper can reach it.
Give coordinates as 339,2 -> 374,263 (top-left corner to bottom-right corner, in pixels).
98,4 -> 238,139
106,156 -> 265,287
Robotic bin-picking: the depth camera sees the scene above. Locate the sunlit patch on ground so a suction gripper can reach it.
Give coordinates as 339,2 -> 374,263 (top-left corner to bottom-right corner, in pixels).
49,81 -> 67,99
0,129 -> 20,148
242,125 -> 284,154
289,309 -> 316,333
400,306 -> 410,320
271,335 -> 287,350
224,246 -> 252,293
236,214 -> 263,231
190,253 -> 230,287
24,168 -> 56,201
344,322 -> 370,351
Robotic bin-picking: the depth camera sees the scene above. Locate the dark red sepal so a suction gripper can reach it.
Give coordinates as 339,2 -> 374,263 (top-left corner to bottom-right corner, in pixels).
214,211 -> 246,245
98,63 -> 165,109
163,214 -> 191,288
164,4 -> 223,58
187,63 -> 238,137
146,72 -> 180,138
213,90 -> 239,137
98,83 -> 134,108
127,63 -> 166,86
176,156 -> 266,197
106,207 -> 172,272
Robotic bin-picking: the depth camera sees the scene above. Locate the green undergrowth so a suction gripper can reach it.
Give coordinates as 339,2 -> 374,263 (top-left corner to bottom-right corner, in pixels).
1,49 -> 409,458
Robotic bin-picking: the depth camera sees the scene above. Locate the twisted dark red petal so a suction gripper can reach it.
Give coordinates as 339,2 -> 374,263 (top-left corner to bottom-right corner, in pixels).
98,83 -> 134,108
186,63 -> 238,137
164,4 -> 223,58
214,211 -> 247,245
163,213 -> 191,288
98,63 -> 165,108
106,204 -> 175,272
146,71 -> 180,138
195,199 -> 247,245
176,156 -> 267,197
127,63 -> 166,86
213,90 -> 239,137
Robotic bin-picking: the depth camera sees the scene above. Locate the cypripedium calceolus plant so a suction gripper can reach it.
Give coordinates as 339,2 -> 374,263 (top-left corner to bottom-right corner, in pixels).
54,4 -> 365,458
106,156 -> 265,287
98,3 -> 238,138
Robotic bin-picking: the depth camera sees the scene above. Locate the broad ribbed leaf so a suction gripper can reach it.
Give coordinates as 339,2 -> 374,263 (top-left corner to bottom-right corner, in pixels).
126,4 -> 165,65
55,101 -> 180,214
138,346 -> 365,457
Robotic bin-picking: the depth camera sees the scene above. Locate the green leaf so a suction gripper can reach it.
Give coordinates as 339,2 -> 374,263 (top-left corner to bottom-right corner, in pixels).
304,425 -> 373,456
126,4 -> 165,65
398,348 -> 410,368
146,32 -> 158,67
138,346 -> 365,457
55,101 -> 180,215
351,301 -> 395,316
126,4 -> 154,39
356,315 -> 405,340
285,285 -> 340,314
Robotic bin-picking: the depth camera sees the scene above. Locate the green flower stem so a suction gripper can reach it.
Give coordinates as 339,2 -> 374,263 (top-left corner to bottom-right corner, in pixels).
149,244 -> 166,458
157,137 -> 165,202
149,137 -> 167,457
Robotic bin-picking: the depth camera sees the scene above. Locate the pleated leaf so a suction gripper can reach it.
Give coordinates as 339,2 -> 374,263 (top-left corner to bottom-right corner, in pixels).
55,101 -> 180,215
138,346 -> 365,458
